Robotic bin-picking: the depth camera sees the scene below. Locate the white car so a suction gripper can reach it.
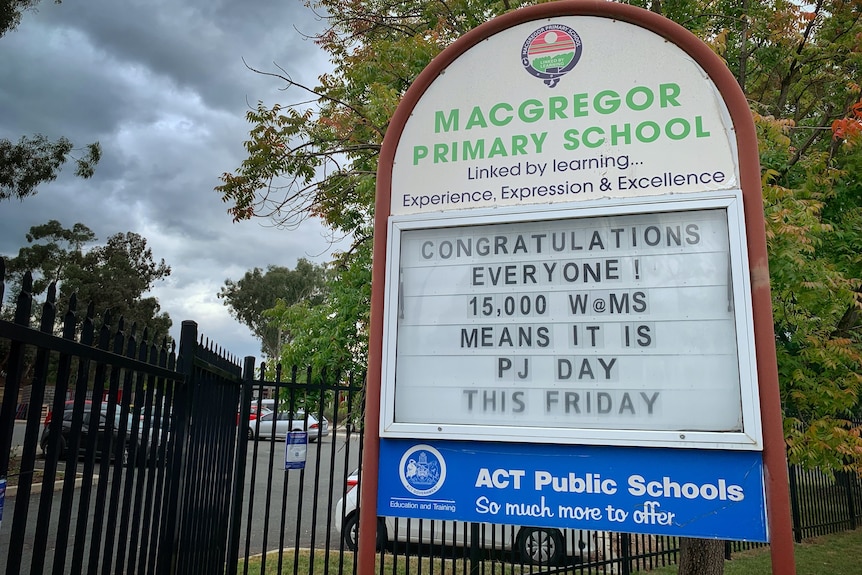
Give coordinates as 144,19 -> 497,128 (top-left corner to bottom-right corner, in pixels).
334,470 -> 590,565
251,410 -> 329,441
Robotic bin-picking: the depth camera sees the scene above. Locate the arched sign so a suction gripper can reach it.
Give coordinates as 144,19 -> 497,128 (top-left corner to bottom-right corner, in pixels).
362,3 -> 794,572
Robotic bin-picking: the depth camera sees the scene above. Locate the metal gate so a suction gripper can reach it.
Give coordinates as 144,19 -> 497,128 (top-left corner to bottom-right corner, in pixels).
0,265 -> 248,574
232,363 -> 365,575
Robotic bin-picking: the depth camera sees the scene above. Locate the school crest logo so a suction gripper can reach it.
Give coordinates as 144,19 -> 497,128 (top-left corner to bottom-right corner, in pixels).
521,24 -> 582,88
399,444 -> 446,496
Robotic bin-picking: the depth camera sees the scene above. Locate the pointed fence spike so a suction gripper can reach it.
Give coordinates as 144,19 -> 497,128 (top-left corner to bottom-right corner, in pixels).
0,257 -> 5,305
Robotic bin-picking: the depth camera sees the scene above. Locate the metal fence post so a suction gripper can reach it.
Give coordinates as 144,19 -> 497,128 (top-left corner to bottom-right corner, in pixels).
788,464 -> 803,543
0,271 -> 34,481
620,532 -> 632,575
226,356 -> 255,575
842,470 -> 857,531
158,320 -> 198,574
469,522 -> 481,575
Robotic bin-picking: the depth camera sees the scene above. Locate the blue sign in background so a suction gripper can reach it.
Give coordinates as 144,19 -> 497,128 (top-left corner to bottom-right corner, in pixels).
378,439 -> 767,542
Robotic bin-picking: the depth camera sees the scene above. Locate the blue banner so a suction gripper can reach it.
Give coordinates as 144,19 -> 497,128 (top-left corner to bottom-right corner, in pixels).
378,439 -> 767,541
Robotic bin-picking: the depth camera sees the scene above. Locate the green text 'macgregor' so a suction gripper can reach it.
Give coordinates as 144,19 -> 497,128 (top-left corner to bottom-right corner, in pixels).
434,83 -> 682,134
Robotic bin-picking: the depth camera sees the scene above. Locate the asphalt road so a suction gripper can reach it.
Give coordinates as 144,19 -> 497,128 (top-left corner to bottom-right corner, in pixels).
237,430 -> 363,556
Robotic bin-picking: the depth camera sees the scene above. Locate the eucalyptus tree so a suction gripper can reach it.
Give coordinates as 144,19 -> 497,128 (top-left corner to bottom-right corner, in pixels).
3,220 -> 172,337
218,259 -> 328,361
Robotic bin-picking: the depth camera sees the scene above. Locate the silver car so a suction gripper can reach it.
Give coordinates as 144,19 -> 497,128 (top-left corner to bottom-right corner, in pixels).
251,410 -> 329,442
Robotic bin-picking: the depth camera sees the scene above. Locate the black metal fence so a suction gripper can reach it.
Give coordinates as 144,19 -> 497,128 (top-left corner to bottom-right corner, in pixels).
233,363 -> 365,575
2,256 -> 862,574
789,457 -> 861,541
0,264 -> 249,574
169,320 -> 247,575
0,270 -> 187,574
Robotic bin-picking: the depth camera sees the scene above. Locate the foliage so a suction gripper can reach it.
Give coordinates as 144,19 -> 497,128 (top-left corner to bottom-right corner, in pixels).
265,242 -> 371,377
218,259 -> 328,360
218,0 -> 862,474
709,0 -> 862,475
0,3 -> 102,202
0,135 -> 102,201
2,220 -> 172,337
0,0 -> 57,38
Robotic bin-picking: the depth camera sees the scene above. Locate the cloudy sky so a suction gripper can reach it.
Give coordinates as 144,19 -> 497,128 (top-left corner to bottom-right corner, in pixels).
0,0 -> 341,363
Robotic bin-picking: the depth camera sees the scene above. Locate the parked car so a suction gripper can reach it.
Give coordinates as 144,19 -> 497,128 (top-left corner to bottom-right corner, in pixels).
251,410 -> 329,441
43,399 -> 104,428
334,470 -> 588,565
39,406 -> 149,466
238,404 -> 273,439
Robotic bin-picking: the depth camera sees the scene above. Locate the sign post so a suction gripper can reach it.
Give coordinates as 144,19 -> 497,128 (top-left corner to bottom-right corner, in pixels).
362,2 -> 795,573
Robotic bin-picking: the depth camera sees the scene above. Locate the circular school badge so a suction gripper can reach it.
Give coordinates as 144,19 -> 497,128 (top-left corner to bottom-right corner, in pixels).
521,24 -> 583,88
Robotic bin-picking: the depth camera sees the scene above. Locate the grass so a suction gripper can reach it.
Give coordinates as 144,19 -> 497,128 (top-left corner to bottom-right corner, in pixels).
647,528 -> 862,575
238,528 -> 862,575
239,549 -> 481,575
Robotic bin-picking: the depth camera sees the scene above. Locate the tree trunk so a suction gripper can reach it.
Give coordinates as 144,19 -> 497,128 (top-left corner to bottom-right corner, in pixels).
677,537 -> 724,575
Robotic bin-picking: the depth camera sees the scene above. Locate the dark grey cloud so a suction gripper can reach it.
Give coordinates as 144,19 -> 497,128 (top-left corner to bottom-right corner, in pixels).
35,0 -> 326,112
0,0 -> 339,361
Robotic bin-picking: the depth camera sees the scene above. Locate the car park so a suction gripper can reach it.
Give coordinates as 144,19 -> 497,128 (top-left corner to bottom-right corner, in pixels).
251,410 -> 329,441
334,469 -> 588,565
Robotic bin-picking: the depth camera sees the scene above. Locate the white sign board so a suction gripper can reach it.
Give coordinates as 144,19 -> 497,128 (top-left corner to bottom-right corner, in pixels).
382,198 -> 761,449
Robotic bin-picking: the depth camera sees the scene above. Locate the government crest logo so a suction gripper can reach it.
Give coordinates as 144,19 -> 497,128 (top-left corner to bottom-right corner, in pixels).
399,444 -> 446,496
521,24 -> 582,88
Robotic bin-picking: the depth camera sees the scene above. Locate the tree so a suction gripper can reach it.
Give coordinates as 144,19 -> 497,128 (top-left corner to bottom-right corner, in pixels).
3,220 -> 173,337
216,0 -> 489,374
0,0 -> 55,38
1,1 -> 102,202
2,219 -> 94,295
265,245 -> 370,375
218,259 -> 328,360
687,0 -> 862,474
0,135 -> 102,201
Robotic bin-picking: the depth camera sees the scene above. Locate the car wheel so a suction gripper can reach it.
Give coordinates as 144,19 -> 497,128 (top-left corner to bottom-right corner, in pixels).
120,445 -> 130,467
342,514 -> 386,551
516,527 -> 564,565
44,435 -> 66,461
247,427 -> 255,440
342,513 -> 359,551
